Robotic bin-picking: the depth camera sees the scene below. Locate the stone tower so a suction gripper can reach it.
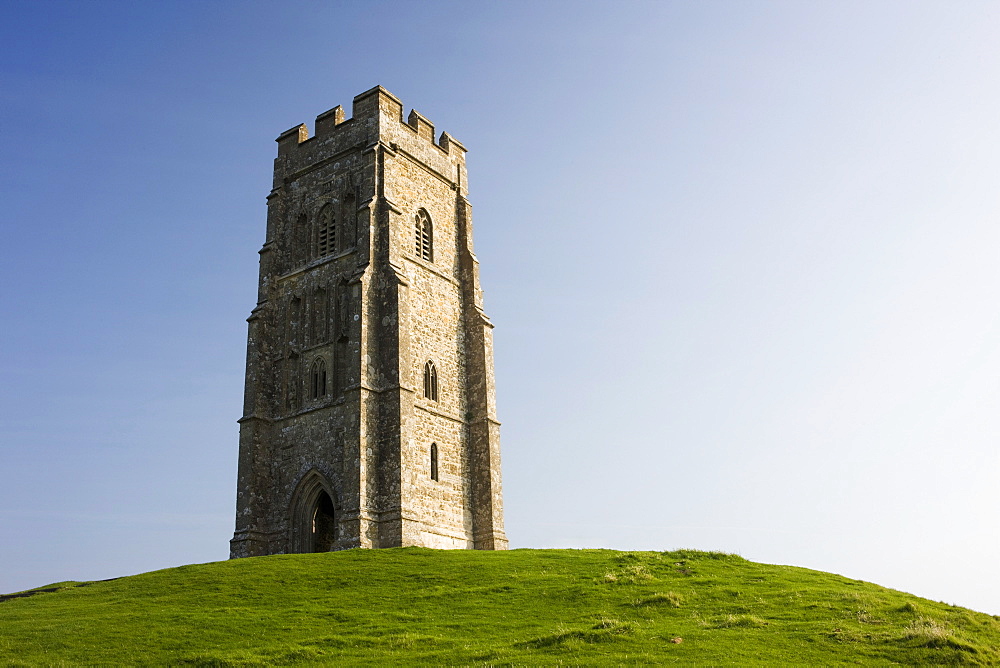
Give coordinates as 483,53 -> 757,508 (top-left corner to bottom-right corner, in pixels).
230,86 -> 507,557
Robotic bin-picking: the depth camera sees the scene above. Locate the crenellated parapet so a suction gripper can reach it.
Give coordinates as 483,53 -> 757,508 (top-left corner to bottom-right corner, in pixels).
275,86 -> 467,163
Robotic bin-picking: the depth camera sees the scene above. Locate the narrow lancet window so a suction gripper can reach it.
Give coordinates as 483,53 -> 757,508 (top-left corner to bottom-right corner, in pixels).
311,358 -> 327,399
423,360 -> 438,401
430,443 -> 439,481
415,209 -> 433,261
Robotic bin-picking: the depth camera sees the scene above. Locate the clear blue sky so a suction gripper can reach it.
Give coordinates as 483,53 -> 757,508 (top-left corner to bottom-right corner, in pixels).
2,1 -> 999,614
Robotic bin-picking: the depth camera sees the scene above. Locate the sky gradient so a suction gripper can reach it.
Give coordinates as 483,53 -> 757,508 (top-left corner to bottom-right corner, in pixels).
2,1 -> 999,614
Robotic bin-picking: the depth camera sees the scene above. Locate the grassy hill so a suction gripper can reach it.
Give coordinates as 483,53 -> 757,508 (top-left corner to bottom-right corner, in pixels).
2,548 -> 999,666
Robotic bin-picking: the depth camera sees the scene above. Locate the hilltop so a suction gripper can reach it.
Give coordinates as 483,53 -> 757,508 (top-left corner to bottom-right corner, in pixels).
2,548 -> 999,665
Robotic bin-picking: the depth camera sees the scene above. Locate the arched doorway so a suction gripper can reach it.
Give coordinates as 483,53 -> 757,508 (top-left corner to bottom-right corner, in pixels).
288,469 -> 339,553
311,490 -> 336,552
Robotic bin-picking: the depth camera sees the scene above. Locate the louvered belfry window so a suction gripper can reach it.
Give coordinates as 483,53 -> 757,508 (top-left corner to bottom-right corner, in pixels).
316,206 -> 335,258
415,209 -> 433,262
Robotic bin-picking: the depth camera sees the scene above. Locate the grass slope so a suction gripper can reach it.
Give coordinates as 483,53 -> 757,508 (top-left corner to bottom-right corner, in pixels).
2,548 -> 999,666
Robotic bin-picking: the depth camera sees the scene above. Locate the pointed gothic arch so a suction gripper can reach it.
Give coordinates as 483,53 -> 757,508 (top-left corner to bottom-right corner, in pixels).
310,357 -> 327,400
423,360 -> 438,401
289,469 -> 340,553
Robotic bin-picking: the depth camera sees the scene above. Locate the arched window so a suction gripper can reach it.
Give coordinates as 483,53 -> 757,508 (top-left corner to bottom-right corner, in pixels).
315,205 -> 337,258
415,209 -> 433,262
430,443 -> 439,481
311,358 -> 327,399
423,360 -> 438,401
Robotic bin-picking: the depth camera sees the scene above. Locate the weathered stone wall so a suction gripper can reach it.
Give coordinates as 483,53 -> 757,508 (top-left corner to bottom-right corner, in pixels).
231,86 -> 507,558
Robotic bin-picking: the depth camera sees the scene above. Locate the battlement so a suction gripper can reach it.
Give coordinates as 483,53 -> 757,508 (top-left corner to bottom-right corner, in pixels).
275,86 -> 466,158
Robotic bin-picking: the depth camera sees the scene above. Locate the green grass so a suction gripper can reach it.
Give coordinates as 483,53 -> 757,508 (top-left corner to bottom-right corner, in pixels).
2,548 -> 999,665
